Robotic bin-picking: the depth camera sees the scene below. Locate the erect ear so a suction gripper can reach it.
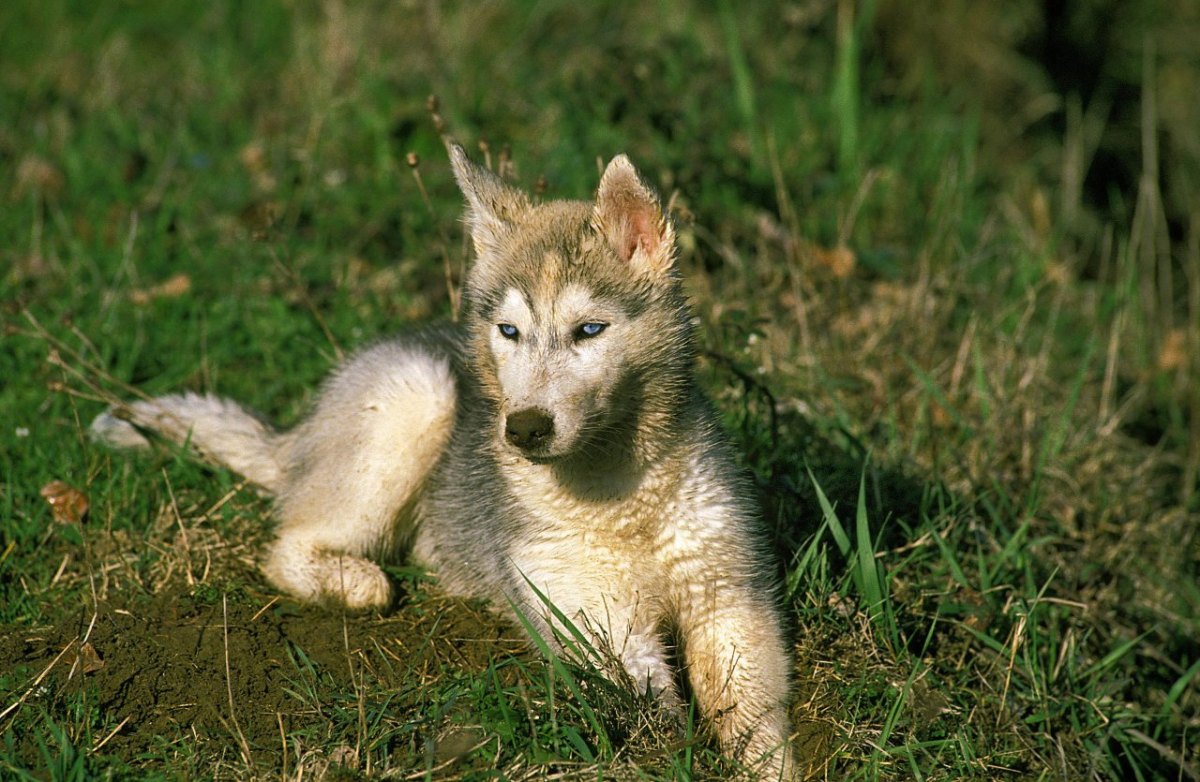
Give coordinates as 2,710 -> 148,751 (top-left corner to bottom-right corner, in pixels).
448,142 -> 531,257
592,154 -> 676,277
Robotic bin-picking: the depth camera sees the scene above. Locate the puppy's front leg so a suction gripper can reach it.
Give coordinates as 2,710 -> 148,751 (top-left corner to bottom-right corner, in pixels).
510,568 -> 682,714
678,579 -> 797,780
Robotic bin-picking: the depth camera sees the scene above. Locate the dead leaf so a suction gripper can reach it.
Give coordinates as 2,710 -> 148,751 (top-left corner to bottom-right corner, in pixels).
129,273 -> 192,305
1029,186 -> 1051,239
826,592 -> 855,618
814,245 -> 856,278
328,744 -> 358,768
239,141 -> 267,173
13,154 -> 65,198
1157,328 -> 1188,373
239,142 -> 276,192
78,641 -> 105,674
40,480 -> 89,524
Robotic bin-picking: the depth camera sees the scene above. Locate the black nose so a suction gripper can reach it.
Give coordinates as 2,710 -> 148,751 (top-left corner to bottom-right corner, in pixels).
505,408 -> 555,450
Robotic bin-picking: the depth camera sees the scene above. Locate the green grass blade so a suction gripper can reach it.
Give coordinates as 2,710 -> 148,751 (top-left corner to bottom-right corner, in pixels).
717,0 -> 761,168
505,594 -> 609,755
931,527 -> 970,588
807,467 -> 852,558
855,469 -> 884,616
788,515 -> 830,601
1081,633 -> 1146,679
1161,655 -> 1200,715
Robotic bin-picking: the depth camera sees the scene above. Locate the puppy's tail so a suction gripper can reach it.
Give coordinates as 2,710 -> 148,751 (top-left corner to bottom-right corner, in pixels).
90,393 -> 287,493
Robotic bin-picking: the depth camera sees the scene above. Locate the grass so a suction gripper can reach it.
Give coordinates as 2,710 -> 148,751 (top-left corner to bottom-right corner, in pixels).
2,1 -> 1198,780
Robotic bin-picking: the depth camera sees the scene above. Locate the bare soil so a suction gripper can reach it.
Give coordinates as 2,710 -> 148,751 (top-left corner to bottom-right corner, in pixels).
1,587 -> 522,772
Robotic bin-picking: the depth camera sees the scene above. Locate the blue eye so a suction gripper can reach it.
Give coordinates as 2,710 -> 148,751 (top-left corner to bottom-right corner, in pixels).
575,322 -> 607,340
498,323 -> 520,340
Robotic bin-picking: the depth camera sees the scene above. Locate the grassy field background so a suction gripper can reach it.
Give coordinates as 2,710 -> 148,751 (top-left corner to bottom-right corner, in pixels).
2,1 -> 1198,779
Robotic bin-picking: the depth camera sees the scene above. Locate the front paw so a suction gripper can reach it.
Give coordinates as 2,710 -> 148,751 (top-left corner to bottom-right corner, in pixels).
320,556 -> 394,610
264,544 -> 393,611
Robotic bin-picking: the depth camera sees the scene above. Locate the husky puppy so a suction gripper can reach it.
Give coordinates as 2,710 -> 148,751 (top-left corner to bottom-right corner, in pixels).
92,145 -> 797,778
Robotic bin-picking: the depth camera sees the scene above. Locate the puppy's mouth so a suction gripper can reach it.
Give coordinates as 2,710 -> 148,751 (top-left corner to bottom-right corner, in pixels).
517,451 -> 557,464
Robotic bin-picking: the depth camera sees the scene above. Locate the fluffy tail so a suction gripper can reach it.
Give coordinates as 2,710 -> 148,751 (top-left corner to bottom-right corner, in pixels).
90,393 -> 287,492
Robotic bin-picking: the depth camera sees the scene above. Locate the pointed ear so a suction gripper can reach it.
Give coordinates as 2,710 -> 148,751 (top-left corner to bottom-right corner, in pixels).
592,154 -> 675,276
448,143 -> 531,257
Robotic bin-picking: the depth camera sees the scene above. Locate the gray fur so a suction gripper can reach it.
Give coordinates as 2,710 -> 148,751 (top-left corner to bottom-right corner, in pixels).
91,147 -> 799,779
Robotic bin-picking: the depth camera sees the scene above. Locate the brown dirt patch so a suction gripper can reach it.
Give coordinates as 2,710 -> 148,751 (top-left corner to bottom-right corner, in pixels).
1,586 -> 523,772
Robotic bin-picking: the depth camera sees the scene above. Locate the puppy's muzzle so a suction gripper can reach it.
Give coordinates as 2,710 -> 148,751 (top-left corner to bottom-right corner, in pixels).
505,408 -> 555,451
